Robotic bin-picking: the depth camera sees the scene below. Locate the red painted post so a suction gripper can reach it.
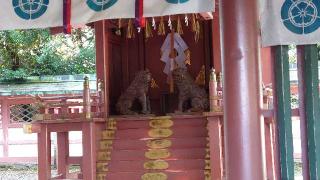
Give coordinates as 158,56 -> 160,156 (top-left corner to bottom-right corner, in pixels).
265,119 -> 275,180
211,0 -> 221,72
82,122 -> 97,180
208,116 -> 223,180
57,132 -> 69,178
220,0 -> 265,179
1,99 -> 9,158
38,124 -> 51,180
95,20 -> 110,117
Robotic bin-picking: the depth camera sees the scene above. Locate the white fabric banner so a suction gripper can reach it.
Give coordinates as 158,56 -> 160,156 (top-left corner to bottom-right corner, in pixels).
71,0 -> 135,25
0,0 -> 63,30
261,0 -> 320,46
144,0 -> 215,17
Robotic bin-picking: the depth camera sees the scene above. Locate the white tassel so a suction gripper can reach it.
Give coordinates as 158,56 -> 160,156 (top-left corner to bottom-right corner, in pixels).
185,14 -> 189,26
152,17 -> 156,30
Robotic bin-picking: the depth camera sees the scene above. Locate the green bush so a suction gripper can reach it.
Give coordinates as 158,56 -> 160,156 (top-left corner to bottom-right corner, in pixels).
0,68 -> 29,83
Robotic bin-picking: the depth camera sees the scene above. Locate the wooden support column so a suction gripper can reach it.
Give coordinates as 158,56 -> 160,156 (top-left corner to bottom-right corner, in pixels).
95,20 -> 110,117
211,0 -> 221,72
38,124 -> 51,180
273,46 -> 294,179
82,122 -> 97,180
57,132 -> 69,178
220,0 -> 265,179
1,100 -> 9,158
299,45 -> 320,179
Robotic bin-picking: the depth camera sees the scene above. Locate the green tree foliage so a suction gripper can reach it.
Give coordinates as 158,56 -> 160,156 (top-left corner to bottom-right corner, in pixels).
0,27 -> 95,82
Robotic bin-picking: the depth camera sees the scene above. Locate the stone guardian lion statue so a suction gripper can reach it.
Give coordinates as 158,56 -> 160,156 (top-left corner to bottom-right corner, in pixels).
116,70 -> 152,115
172,68 -> 209,112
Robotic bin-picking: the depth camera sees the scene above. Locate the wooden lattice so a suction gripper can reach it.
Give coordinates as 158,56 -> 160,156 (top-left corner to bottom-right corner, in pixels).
9,104 -> 39,123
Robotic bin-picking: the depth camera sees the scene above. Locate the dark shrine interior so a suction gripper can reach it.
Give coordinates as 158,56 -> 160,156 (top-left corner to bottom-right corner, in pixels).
105,19 -> 214,115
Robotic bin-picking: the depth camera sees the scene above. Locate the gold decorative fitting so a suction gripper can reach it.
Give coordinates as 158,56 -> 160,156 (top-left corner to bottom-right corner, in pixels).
97,151 -> 111,161
141,173 -> 168,180
210,68 -> 217,82
96,162 -> 108,172
102,130 -> 116,139
204,170 -> 211,180
213,106 -> 223,112
23,124 -> 33,134
84,76 -> 90,87
149,119 -> 173,128
205,148 -> 211,159
96,173 -> 107,180
147,139 -> 172,149
148,129 -> 173,138
205,159 -> 211,170
144,160 -> 169,170
107,120 -> 117,130
145,149 -> 171,159
100,140 -> 114,150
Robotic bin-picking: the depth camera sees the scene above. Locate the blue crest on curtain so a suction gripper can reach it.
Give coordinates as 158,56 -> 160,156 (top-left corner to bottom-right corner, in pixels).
12,0 -> 49,20
166,0 -> 189,3
87,0 -> 118,12
281,0 -> 320,34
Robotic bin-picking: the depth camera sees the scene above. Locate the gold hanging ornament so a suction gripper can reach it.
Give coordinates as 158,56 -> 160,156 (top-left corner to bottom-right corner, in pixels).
127,19 -> 135,39
158,17 -> 166,36
145,18 -> 153,39
176,16 -> 184,35
184,49 -> 191,65
195,65 -> 206,86
151,78 -> 159,89
115,19 -> 122,36
191,14 -> 200,43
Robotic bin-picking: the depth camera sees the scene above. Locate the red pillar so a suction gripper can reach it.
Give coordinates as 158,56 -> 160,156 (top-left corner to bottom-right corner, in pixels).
95,20 -> 110,117
220,0 -> 265,179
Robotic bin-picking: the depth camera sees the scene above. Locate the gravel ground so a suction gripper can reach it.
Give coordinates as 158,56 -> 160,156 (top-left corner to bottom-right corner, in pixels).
0,170 -> 38,180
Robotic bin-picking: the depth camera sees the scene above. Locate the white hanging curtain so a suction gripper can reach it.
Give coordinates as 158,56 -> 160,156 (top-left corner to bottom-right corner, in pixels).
0,0 -> 63,30
144,0 -> 215,17
71,0 -> 135,25
260,0 -> 320,46
0,0 -> 215,30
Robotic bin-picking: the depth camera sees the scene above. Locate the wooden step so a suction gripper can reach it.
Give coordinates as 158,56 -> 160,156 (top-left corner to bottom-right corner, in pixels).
97,159 -> 209,172
104,170 -> 210,180
99,137 -> 208,150
101,126 -> 208,140
97,148 -> 208,161
112,118 -> 207,130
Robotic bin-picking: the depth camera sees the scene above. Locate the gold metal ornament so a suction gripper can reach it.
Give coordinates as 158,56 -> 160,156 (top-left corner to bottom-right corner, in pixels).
158,17 -> 166,36
148,129 -> 173,138
151,78 -> 159,89
141,173 -> 168,180
115,19 -> 122,36
195,65 -> 206,86
127,19 -> 135,39
145,18 -> 153,39
100,140 -> 113,150
176,16 -> 184,35
102,130 -> 116,139
184,49 -> 191,65
145,149 -> 171,159
96,173 -> 107,180
96,162 -> 108,172
144,160 -> 169,170
97,151 -> 111,161
149,119 -> 173,128
146,139 -> 172,149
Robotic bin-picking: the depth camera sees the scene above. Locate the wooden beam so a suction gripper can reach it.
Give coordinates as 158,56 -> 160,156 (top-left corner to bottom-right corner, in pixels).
273,46 -> 294,180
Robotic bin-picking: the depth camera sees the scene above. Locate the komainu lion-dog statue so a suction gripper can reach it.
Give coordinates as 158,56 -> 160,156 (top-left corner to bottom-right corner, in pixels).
172,68 -> 209,112
116,70 -> 152,115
